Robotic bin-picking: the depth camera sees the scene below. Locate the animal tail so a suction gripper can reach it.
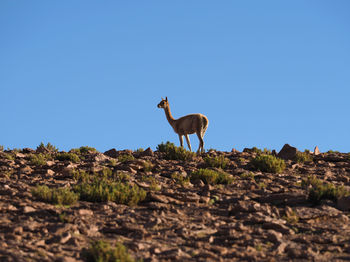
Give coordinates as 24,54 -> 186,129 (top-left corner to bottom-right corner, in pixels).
201,115 -> 209,137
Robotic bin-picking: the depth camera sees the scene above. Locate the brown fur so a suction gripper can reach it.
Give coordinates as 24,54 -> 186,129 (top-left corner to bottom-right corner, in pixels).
157,97 -> 209,153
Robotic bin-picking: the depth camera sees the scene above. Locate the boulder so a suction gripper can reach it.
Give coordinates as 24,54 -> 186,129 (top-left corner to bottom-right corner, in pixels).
337,196 -> 350,211
277,144 -> 297,160
104,148 -> 118,158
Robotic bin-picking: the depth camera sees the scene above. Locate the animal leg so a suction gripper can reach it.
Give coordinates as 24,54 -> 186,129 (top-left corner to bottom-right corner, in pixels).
179,135 -> 184,148
185,134 -> 192,152
196,132 -> 204,154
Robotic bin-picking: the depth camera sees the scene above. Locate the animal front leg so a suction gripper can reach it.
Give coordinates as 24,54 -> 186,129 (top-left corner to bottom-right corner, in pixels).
179,135 -> 184,148
185,134 -> 192,152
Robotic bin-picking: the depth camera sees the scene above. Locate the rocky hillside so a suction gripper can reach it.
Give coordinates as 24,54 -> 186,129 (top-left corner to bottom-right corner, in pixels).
0,143 -> 350,261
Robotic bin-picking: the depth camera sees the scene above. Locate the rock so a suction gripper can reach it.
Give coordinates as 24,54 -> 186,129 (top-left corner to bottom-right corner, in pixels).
263,221 -> 294,235
140,147 -> 154,157
59,232 -> 71,244
266,229 -> 283,243
104,148 -> 118,158
337,196 -> 350,211
94,153 -> 109,162
23,206 -> 36,213
78,209 -> 93,216
19,166 -> 33,175
46,169 -> 55,176
277,144 -> 297,160
314,146 -> 320,155
55,257 -> 78,262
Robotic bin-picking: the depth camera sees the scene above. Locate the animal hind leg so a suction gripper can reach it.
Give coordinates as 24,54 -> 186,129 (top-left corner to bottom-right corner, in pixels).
185,134 -> 192,152
179,135 -> 184,148
196,132 -> 204,154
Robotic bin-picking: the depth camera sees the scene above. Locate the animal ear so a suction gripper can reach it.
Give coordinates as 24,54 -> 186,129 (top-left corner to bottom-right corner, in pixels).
165,97 -> 168,101
161,97 -> 164,100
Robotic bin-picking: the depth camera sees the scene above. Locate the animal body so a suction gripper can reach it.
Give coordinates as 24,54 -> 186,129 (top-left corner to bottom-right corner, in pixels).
157,97 -> 209,153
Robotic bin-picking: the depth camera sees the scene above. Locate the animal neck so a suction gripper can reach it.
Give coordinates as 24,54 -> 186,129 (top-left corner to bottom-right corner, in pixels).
164,106 -> 176,127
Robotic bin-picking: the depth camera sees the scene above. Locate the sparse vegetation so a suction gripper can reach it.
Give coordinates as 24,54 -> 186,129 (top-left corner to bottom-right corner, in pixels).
142,160 -> 154,172
171,172 -> 190,186
4,152 -> 15,161
250,147 -> 272,155
294,151 -> 313,163
71,146 -> 97,155
37,142 -> 58,153
58,212 -> 72,223
56,152 -> 80,163
82,240 -> 135,262
31,185 -> 78,205
251,154 -> 286,173
204,155 -> 229,169
72,169 -> 91,182
29,153 -> 52,166
190,168 -> 234,185
327,150 -> 340,154
301,175 -> 350,204
141,175 -> 161,191
157,141 -> 195,161
75,179 -> 146,205
0,145 -> 4,152
135,148 -> 144,153
282,208 -> 299,224
240,172 -> 255,180
118,154 -> 135,163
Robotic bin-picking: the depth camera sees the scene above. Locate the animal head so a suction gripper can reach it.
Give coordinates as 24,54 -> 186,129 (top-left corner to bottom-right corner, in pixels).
157,97 -> 168,109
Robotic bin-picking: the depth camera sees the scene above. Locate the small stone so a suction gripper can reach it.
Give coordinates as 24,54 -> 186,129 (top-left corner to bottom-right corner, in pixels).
59,232 -> 71,244
13,226 -> 23,235
78,209 -> 93,216
277,144 -> 297,160
266,229 -> 283,243
19,166 -> 33,175
23,206 -> 36,213
46,169 -> 55,176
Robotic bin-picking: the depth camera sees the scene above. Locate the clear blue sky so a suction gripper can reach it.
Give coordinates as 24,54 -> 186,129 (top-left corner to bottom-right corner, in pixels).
1,1 -> 349,153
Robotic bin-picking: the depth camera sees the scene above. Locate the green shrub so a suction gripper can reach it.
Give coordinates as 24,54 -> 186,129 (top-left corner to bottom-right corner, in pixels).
327,150 -> 340,154
157,141 -> 195,161
251,154 -> 286,173
56,152 -> 80,163
301,175 -> 322,189
240,172 -> 255,180
75,179 -> 146,206
142,161 -> 154,172
302,176 -> 350,204
135,148 -> 144,153
204,155 -> 229,169
249,147 -> 272,154
4,153 -> 15,161
37,142 -> 58,153
118,154 -> 135,163
190,168 -> 234,185
141,175 -> 161,191
171,172 -> 190,186
73,146 -> 97,155
294,151 -> 313,163
31,185 -> 78,205
29,153 -> 52,166
0,145 -> 4,152
82,240 -> 135,262
72,169 -> 91,182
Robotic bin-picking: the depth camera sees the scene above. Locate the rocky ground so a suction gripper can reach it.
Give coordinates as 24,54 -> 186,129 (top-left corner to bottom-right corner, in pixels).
0,144 -> 350,261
